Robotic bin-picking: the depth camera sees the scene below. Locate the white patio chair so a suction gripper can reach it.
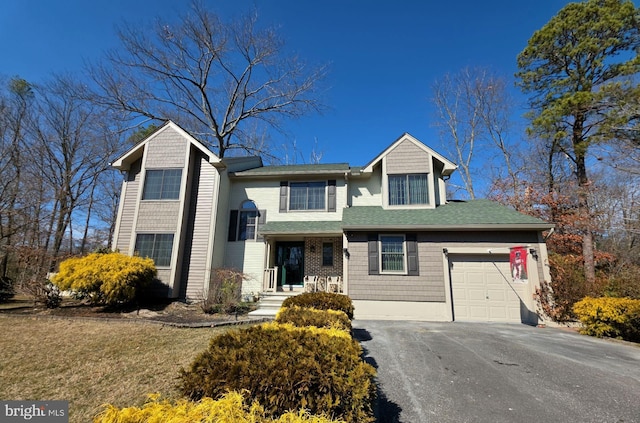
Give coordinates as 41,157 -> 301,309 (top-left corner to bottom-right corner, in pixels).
327,275 -> 342,293
304,275 -> 318,292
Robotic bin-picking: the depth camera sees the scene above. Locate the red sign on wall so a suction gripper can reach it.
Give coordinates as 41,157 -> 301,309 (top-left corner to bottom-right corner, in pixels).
510,246 -> 528,283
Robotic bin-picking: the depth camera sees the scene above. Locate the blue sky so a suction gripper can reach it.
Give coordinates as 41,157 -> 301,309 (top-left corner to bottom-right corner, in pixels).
1,0 -> 574,167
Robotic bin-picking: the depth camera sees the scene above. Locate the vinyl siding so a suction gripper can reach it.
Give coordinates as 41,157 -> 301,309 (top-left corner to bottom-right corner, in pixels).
385,139 -> 431,174
115,159 -> 142,253
136,202 -> 181,231
184,156 -> 217,299
224,241 -> 265,294
229,178 -> 347,222
145,127 -> 188,168
349,167 -> 383,207
347,230 -> 543,302
348,232 -> 446,302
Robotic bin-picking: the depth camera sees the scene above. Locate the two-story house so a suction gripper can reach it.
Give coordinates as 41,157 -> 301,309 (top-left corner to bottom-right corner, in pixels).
111,120 -> 553,323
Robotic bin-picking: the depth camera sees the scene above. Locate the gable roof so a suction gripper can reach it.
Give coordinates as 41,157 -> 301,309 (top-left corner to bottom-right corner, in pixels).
111,120 -> 221,170
342,200 -> 553,231
361,133 -> 457,175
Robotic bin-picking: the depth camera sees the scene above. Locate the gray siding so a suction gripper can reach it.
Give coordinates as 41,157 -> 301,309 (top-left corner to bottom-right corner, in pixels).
347,230 -> 541,302
136,202 -> 181,231
145,127 -> 188,168
348,232 -> 446,302
184,155 -> 217,299
116,159 -> 142,253
386,139 -> 431,174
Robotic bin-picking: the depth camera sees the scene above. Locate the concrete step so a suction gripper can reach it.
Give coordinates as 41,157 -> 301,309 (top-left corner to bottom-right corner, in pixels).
248,290 -> 304,317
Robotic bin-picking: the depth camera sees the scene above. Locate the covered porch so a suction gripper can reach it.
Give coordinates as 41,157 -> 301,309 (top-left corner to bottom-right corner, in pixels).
258,221 -> 346,294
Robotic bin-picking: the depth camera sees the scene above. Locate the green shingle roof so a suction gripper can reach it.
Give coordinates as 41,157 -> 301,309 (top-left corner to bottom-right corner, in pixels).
342,200 -> 552,230
233,163 -> 350,177
259,220 -> 344,235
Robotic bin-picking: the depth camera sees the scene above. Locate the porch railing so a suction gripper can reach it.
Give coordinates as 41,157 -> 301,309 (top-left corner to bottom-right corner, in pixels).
263,266 -> 278,292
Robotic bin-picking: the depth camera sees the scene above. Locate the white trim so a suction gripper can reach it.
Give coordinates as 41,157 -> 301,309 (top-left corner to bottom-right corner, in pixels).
379,233 -> 407,275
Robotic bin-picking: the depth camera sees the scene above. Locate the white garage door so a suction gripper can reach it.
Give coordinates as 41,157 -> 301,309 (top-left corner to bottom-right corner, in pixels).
450,254 -> 528,322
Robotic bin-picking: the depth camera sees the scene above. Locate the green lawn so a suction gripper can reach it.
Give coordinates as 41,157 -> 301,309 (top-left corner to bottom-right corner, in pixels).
0,316 -> 232,422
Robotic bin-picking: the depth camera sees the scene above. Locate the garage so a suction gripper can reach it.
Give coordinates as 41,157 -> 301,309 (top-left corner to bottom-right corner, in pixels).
449,254 -> 530,322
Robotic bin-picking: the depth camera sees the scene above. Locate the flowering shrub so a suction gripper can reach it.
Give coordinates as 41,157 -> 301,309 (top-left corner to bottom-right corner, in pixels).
94,391 -> 346,422
53,252 -> 156,305
180,322 -> 375,423
573,297 -> 640,342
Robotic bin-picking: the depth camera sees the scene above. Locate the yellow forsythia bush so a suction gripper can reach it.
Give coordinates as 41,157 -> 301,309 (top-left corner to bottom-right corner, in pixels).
573,297 -> 640,341
53,252 -> 156,305
94,391 -> 346,423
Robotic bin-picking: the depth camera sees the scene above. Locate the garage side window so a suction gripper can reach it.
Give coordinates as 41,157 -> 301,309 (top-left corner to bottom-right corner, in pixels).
368,233 -> 419,276
142,169 -> 182,200
135,233 -> 174,267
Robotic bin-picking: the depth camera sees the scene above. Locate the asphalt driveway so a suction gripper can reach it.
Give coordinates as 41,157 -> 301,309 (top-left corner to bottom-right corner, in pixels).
353,321 -> 640,423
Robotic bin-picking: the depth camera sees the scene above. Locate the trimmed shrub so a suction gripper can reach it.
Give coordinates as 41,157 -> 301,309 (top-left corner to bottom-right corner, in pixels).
281,292 -> 354,319
94,391 -> 346,423
179,322 -> 376,423
53,252 -> 156,306
276,306 -> 351,332
573,297 -> 640,342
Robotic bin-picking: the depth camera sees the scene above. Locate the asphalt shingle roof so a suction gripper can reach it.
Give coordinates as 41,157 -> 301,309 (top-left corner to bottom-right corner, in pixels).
233,163 -> 350,177
342,200 -> 552,230
259,220 -> 343,235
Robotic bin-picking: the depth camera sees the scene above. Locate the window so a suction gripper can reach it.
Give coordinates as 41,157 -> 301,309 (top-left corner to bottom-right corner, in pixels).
228,201 -> 265,242
380,235 -> 405,273
368,233 -> 418,276
389,174 -> 428,205
322,242 -> 334,267
142,169 -> 182,200
238,200 -> 258,241
135,234 -> 174,267
289,182 -> 326,210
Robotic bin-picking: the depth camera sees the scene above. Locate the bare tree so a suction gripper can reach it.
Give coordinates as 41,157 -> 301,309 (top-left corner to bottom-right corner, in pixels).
29,75 -> 122,265
433,67 -> 518,200
90,1 -> 326,158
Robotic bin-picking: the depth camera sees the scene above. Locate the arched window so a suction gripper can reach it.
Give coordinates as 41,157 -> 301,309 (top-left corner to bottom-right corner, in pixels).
239,200 -> 258,241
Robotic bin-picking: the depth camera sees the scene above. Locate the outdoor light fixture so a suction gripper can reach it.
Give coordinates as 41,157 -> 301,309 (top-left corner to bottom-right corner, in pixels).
529,248 -> 538,260
443,248 -> 448,256
343,248 -> 350,258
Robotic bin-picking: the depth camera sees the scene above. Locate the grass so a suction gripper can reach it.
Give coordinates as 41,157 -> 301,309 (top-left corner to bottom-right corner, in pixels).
0,315 -> 236,423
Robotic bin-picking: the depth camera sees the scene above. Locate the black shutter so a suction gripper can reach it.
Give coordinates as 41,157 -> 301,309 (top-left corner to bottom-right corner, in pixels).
328,179 -> 336,212
228,210 -> 238,241
406,233 -> 419,276
368,233 -> 379,275
256,209 -> 267,241
279,181 -> 288,212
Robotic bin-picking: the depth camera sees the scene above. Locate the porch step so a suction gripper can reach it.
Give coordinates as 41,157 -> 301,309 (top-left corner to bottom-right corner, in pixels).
248,291 -> 301,317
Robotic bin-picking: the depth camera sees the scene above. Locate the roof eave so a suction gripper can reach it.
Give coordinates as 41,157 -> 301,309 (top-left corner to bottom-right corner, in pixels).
343,223 -> 554,231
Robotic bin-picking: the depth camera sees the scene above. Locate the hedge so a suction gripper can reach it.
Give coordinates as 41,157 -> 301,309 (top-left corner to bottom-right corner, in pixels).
573,297 -> 640,342
276,306 -> 352,332
179,322 -> 376,423
281,292 -> 354,319
94,391 -> 346,422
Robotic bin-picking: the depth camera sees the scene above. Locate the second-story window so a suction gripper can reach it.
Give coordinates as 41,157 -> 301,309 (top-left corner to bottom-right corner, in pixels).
289,181 -> 326,210
238,200 -> 258,241
142,169 -> 182,200
388,174 -> 428,205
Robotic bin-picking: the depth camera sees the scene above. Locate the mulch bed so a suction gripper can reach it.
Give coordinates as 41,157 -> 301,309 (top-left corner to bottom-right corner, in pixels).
0,297 -> 268,327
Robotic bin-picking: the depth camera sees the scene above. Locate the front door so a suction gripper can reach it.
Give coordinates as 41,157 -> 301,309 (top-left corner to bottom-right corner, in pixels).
276,242 -> 305,286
